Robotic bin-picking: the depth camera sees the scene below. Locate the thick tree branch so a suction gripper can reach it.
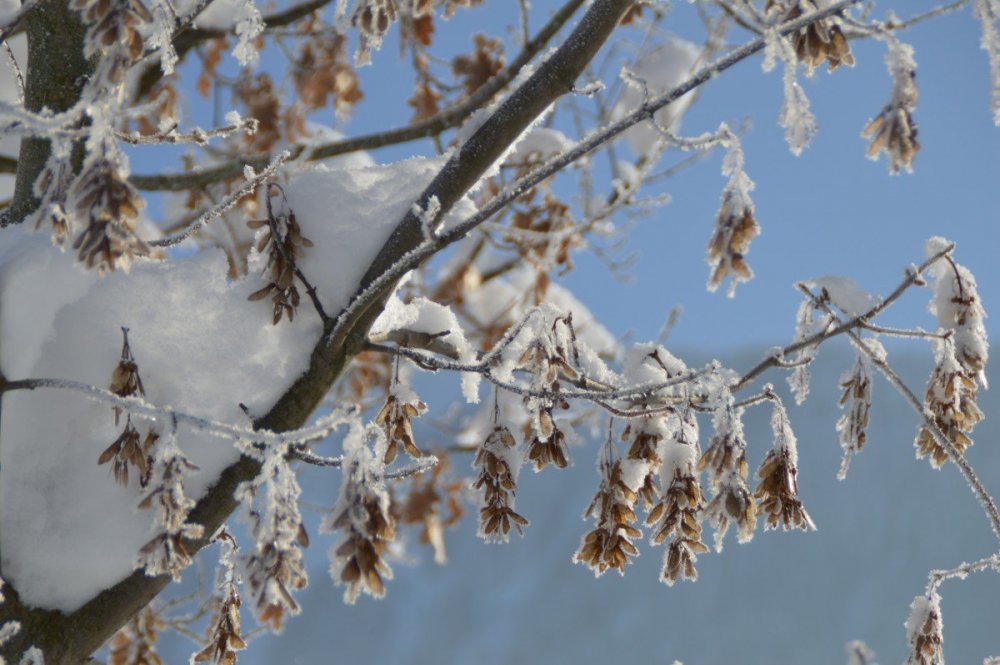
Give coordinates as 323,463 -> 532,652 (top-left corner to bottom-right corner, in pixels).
5,0 -> 93,225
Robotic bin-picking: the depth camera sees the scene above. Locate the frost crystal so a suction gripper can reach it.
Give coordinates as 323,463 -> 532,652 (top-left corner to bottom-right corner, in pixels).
232,0 -> 264,67
974,0 -> 1000,125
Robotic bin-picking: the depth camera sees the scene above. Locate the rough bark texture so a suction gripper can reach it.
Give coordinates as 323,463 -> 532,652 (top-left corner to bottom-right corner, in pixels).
0,0 -> 633,662
6,0 -> 94,225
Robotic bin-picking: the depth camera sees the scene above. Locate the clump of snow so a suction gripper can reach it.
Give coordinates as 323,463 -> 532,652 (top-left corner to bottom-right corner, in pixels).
611,39 -> 701,157
925,236 -> 989,387
0,233 -> 321,611
370,292 -> 480,402
803,276 -> 875,317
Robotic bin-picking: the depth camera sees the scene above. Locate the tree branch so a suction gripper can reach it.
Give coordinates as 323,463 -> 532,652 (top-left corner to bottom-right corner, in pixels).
128,0 -> 587,191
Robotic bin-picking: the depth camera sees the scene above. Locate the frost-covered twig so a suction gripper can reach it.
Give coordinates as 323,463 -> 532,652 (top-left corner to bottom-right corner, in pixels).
0,376 -> 351,451
148,151 -> 289,248
798,284 -> 1000,544
927,554 -> 1000,590
732,242 -> 954,391
115,117 -> 257,146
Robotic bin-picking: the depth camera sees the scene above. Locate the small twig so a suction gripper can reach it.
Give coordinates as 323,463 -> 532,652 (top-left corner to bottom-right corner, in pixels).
0,376 -> 353,450
149,151 -> 289,248
732,243 -> 954,391
115,118 -> 257,146
2,41 -> 24,104
800,285 -> 1000,545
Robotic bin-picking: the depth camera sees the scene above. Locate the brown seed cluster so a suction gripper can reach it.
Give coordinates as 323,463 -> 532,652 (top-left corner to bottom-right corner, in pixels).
330,484 -> 396,604
648,455 -> 707,586
375,391 -> 428,464
294,34 -> 363,118
766,0 -> 855,75
247,198 -> 313,325
863,44 -> 919,174
108,607 -> 165,665
754,447 -> 815,532
621,419 -> 663,510
452,34 -> 505,97
917,353 -> 983,468
100,329 -> 158,487
244,534 -> 308,631
473,426 -> 528,542
863,101 -> 919,174
73,0 -> 151,82
906,593 -> 944,665
137,451 -> 203,581
72,153 -> 149,273
239,461 -> 310,632
575,447 -> 642,576
193,581 -> 246,665
352,0 -> 398,63
395,454 -> 463,563
699,409 -> 757,548
521,316 -> 581,471
706,192 -> 759,293
837,352 -> 873,479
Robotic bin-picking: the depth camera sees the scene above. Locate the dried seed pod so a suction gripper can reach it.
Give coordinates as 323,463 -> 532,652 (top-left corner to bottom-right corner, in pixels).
905,592 -> 944,665
473,425 -> 528,543
575,441 -> 643,576
766,0 -> 855,75
375,390 -> 427,464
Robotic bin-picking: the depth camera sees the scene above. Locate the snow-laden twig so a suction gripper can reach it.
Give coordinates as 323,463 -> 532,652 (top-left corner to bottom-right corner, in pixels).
732,242 -> 954,391
116,117 -> 258,146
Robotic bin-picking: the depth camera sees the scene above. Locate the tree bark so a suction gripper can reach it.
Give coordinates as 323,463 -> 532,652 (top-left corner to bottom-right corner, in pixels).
6,0 -> 93,225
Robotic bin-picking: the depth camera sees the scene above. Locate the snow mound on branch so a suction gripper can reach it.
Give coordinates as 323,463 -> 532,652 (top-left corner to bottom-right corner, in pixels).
0,157 -> 474,611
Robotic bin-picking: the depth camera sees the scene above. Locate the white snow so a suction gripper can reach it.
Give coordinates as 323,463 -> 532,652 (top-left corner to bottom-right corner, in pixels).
803,276 -> 875,317
0,156 -> 478,612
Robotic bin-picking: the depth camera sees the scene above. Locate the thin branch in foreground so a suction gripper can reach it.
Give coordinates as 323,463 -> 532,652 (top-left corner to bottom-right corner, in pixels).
798,284 -> 1000,545
0,375 -> 352,451
732,242 -> 954,391
148,151 -> 289,248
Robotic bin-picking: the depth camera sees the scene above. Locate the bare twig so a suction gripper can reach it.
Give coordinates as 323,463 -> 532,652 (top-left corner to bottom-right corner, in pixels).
799,284 -> 1000,545
148,151 -> 289,248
